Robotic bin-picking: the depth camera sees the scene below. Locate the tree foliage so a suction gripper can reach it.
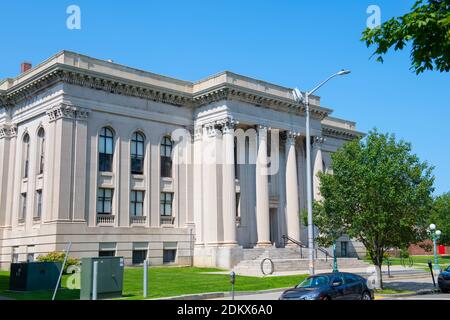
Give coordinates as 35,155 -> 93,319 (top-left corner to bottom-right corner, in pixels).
429,192 -> 450,245
361,0 -> 450,74
314,130 -> 434,286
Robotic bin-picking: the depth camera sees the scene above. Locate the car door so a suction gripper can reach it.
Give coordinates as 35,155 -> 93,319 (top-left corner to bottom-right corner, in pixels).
330,274 -> 346,300
342,274 -> 362,300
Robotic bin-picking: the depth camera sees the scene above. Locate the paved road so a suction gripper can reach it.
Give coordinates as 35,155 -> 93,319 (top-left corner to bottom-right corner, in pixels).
212,291 -> 284,300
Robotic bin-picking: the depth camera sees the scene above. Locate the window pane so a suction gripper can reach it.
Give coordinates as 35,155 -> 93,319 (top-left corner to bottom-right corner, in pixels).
97,200 -> 103,213
106,139 -> 113,154
104,201 -> 111,214
137,191 -> 143,202
99,138 -> 105,154
165,204 -> 172,215
137,143 -> 144,156
136,203 -> 143,216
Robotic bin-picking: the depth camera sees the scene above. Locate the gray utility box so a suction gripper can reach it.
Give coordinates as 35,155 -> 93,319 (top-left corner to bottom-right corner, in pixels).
80,256 -> 124,300
9,262 -> 62,291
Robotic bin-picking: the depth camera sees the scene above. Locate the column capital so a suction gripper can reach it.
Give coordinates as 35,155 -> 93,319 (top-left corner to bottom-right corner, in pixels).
47,103 -> 89,122
0,124 -> 17,139
312,136 -> 325,148
285,131 -> 301,145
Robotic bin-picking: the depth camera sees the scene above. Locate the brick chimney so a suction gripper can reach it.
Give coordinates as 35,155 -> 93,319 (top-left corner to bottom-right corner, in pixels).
20,62 -> 32,73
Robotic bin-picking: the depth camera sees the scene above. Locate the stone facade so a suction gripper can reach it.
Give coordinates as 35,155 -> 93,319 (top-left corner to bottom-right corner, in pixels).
0,51 -> 365,270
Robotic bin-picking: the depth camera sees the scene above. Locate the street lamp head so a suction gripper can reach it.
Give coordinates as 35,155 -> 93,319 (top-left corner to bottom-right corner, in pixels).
337,69 -> 351,76
292,88 -> 304,103
436,230 -> 442,236
430,223 -> 436,231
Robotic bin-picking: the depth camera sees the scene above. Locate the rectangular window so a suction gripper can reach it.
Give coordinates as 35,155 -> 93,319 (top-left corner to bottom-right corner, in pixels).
35,190 -> 42,219
20,193 -> 27,222
131,157 -> 144,175
99,242 -> 116,257
132,250 -> 147,265
163,249 -> 176,264
341,241 -> 348,257
130,191 -> 144,216
99,153 -> 113,172
97,188 -> 113,214
160,156 -> 172,178
99,250 -> 115,257
27,246 -> 35,263
160,192 -> 173,216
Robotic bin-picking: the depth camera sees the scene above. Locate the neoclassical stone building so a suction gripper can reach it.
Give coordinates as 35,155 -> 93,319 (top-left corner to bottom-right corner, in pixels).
0,51 -> 364,269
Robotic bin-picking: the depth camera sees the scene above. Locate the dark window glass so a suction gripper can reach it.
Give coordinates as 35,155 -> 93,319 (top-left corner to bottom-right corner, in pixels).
20,193 -> 27,221
163,249 -> 176,263
341,241 -> 348,257
38,128 -> 45,174
23,134 -> 30,178
97,188 -> 113,214
131,132 -> 145,174
99,250 -> 115,257
35,190 -> 42,218
160,192 -> 173,216
99,127 -> 114,172
160,136 -> 173,178
132,250 -> 147,265
130,190 -> 144,216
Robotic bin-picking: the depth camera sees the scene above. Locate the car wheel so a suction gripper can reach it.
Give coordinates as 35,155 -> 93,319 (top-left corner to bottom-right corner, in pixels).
361,291 -> 371,300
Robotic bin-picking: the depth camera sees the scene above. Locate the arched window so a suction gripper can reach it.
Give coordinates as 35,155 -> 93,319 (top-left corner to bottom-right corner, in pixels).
99,127 -> 114,172
131,132 -> 145,174
37,128 -> 45,174
160,136 -> 173,178
23,134 -> 30,178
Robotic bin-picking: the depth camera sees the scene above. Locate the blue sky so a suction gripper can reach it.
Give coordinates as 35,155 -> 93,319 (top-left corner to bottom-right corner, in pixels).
0,1 -> 449,194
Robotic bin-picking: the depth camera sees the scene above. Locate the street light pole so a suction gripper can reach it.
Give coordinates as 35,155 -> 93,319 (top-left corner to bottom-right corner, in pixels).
293,70 -> 350,276
429,224 -> 442,273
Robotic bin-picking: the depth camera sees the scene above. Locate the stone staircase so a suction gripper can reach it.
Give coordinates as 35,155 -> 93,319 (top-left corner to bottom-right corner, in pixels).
232,246 -> 370,276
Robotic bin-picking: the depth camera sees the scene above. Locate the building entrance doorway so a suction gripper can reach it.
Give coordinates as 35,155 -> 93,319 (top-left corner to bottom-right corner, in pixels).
269,208 -> 280,247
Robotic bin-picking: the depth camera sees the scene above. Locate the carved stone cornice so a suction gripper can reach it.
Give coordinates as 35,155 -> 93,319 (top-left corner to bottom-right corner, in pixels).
0,124 -> 18,139
322,125 -> 364,141
47,103 -> 89,122
1,65 -> 332,120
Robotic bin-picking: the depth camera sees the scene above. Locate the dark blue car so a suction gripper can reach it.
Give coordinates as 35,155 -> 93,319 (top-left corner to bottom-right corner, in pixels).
279,272 -> 374,300
438,266 -> 450,293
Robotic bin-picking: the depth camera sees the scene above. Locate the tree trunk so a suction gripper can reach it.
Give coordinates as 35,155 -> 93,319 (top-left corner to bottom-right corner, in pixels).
374,263 -> 383,289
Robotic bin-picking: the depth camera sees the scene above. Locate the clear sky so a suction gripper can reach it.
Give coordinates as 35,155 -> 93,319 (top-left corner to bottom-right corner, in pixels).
1,1 -> 449,194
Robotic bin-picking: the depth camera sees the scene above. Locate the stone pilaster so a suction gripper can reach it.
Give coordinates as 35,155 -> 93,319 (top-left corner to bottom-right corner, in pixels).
285,131 -> 301,243
193,125 -> 204,245
255,125 -> 271,247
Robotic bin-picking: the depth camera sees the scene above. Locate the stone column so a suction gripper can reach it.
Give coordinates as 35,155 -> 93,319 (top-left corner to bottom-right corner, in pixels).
255,125 -> 271,247
222,119 -> 237,246
312,137 -> 325,201
193,125 -> 204,245
285,132 -> 300,243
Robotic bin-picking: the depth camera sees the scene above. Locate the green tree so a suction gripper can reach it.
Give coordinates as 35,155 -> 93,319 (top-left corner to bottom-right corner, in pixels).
314,130 -> 434,288
429,192 -> 450,245
361,0 -> 450,74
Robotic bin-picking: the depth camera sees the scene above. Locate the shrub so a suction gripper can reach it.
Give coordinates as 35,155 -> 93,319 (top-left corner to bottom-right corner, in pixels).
398,248 -> 410,259
36,252 -> 79,273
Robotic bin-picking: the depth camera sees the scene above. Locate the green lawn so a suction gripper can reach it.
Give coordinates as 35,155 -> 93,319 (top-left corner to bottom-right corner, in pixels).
364,255 -> 450,269
0,267 -> 308,300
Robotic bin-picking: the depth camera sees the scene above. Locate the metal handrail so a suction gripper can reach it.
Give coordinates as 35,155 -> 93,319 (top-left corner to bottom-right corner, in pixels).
282,235 -> 333,262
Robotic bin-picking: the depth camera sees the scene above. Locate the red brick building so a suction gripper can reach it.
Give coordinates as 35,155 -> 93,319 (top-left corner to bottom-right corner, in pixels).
409,240 -> 450,255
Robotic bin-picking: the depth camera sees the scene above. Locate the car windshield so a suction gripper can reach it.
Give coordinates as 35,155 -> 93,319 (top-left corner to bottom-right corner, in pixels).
446,266 -> 450,272
297,276 -> 329,288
